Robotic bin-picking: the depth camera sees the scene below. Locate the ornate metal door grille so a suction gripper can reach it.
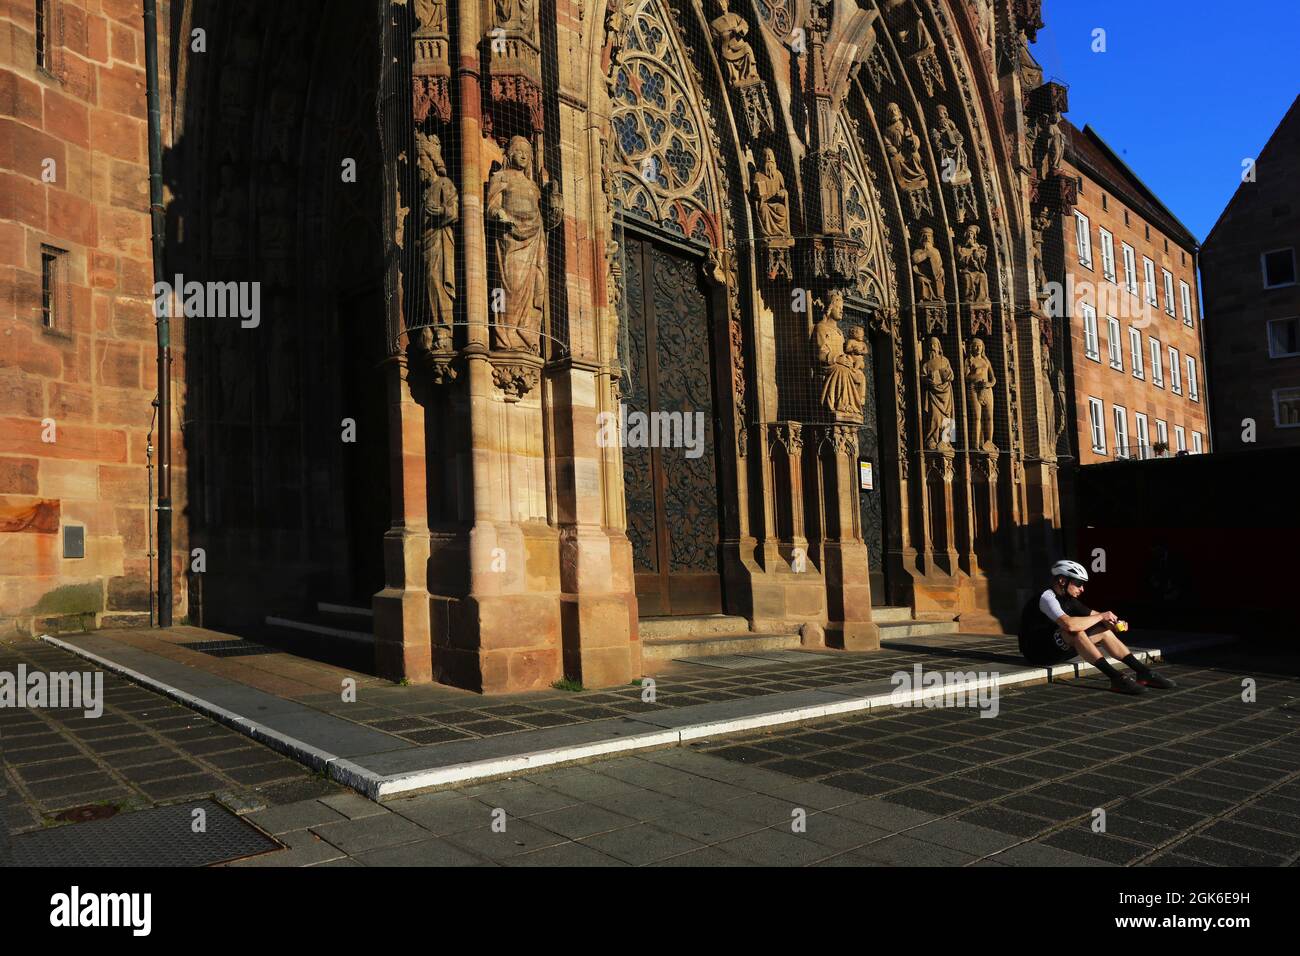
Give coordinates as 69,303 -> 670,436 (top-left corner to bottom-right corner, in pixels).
621,236 -> 723,615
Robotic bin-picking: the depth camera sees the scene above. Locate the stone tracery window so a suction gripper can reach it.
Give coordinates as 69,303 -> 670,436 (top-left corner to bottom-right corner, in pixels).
837,117 -> 892,306
610,0 -> 722,248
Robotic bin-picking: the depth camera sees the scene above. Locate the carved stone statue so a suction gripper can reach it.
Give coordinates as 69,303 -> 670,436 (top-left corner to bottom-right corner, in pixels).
957,224 -> 989,303
751,148 -> 792,244
921,336 -> 955,451
884,103 -> 928,192
976,0 -> 995,49
911,226 -> 945,302
211,163 -> 246,259
930,105 -> 970,185
415,0 -> 447,32
1035,111 -> 1065,179
812,291 -> 866,419
1054,365 -> 1068,443
965,337 -> 997,452
1030,206 -> 1052,301
487,135 -> 550,353
493,0 -> 533,32
417,131 -> 458,353
710,0 -> 759,86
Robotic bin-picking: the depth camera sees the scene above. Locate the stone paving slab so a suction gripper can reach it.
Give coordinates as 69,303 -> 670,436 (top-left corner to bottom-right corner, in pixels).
43,629 -> 1232,802
190,644 -> 1300,866
0,638 -> 347,840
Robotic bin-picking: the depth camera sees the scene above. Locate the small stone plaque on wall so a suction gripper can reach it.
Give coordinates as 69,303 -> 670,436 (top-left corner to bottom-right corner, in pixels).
63,525 -> 85,559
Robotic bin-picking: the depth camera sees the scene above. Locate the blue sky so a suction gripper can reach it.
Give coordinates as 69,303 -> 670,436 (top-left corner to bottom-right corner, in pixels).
1031,0 -> 1300,244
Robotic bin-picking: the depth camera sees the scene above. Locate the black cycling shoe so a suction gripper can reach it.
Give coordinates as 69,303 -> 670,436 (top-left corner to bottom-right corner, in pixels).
1110,675 -> 1147,696
1139,671 -> 1177,690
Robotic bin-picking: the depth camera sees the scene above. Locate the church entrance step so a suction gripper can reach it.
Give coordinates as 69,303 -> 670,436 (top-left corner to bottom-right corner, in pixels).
640,629 -> 803,668
877,618 -> 960,639
637,614 -> 751,642
871,605 -> 914,624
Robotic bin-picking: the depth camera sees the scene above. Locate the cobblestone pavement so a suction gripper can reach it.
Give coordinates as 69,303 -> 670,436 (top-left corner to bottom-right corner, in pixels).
0,637 -> 346,838
229,645 -> 1300,867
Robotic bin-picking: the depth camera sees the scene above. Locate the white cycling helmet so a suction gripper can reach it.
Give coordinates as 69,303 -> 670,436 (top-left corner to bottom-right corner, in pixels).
1050,559 -> 1088,583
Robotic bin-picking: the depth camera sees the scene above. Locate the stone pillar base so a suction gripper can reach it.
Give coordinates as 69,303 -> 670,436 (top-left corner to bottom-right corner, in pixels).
831,620 -> 881,651
560,593 -> 638,687
372,522 -> 433,683
431,592 -> 562,693
373,586 -> 432,683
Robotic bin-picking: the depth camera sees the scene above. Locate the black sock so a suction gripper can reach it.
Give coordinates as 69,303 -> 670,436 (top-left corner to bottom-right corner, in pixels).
1122,654 -> 1153,677
1093,657 -> 1125,682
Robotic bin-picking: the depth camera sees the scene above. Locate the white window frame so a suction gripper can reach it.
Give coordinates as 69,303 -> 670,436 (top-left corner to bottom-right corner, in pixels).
1186,355 -> 1199,401
1122,243 -> 1138,294
1099,228 -> 1116,282
1156,419 -> 1169,449
1149,337 -> 1164,387
1267,317 -> 1300,358
1143,257 -> 1158,305
1169,346 -> 1182,394
1275,387 -> 1300,428
1179,280 -> 1193,326
1106,316 -> 1123,370
1262,248 -> 1297,289
1135,412 -> 1150,457
1113,405 -> 1129,458
1162,270 -> 1176,315
1075,212 -> 1093,269
1192,431 -> 1203,454
1082,303 -> 1100,361
1174,425 -> 1186,452
1129,326 -> 1144,379
1088,397 -> 1106,453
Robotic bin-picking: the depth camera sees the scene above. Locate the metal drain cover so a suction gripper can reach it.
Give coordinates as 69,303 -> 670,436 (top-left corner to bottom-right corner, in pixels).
182,639 -> 281,658
9,799 -> 280,867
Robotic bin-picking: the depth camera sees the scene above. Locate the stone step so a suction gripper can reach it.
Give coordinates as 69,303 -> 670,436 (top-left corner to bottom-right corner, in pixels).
641,630 -> 803,664
877,618 -> 960,639
637,614 -> 751,641
264,615 -> 374,646
871,605 -> 913,624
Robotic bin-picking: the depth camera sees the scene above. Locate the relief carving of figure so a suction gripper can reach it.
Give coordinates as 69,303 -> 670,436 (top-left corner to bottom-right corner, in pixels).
921,336 -> 955,451
884,103 -> 928,192
751,148 -> 792,243
930,105 -> 970,185
710,0 -> 759,86
812,292 -> 867,419
911,226 -> 945,302
1035,111 -> 1065,179
487,135 -> 550,353
417,131 -> 458,352
965,337 -> 997,452
957,224 -> 989,303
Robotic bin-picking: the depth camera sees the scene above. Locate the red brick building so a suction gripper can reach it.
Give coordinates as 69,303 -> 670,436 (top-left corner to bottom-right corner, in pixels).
1057,123 -> 1210,466
0,1 -> 182,634
1200,96 -> 1300,451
